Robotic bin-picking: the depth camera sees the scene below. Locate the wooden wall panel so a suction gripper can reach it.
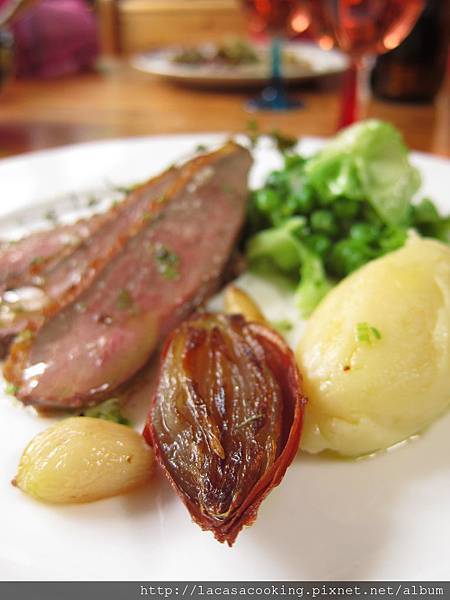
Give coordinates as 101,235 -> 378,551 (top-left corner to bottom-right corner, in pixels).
98,0 -> 248,54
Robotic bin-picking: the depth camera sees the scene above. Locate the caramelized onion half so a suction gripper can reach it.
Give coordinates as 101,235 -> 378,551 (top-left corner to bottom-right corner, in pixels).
144,313 -> 306,545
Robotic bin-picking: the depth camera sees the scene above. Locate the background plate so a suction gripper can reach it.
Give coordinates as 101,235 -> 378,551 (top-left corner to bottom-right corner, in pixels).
131,42 -> 348,89
0,134 -> 449,581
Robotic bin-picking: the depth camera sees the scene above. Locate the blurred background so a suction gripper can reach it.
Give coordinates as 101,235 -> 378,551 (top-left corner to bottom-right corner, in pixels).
0,0 -> 448,157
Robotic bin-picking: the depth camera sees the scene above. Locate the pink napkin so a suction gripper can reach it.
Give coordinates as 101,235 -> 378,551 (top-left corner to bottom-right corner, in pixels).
1,0 -> 98,78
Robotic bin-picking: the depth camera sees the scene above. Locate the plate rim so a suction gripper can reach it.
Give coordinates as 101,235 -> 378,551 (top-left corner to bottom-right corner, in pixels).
0,132 -> 449,581
1,132 -> 449,168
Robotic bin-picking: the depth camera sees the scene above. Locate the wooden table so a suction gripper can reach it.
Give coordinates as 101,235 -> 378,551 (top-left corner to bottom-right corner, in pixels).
0,64 -> 448,159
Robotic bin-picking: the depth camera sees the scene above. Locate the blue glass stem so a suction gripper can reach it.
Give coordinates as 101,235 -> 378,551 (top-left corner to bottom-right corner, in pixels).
247,36 -> 303,112
270,36 -> 283,88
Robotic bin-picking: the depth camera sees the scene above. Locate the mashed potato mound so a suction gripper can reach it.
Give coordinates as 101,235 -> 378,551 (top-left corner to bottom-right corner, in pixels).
297,236 -> 450,457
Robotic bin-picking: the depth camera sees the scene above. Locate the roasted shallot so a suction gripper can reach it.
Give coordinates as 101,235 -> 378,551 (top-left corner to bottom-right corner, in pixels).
145,313 -> 306,545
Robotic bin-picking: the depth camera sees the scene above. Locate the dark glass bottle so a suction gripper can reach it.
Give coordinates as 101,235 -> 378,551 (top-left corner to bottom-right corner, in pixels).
0,28 -> 14,93
371,0 -> 449,102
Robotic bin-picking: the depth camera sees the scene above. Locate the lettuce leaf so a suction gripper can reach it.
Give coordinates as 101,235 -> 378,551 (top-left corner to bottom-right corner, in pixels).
246,218 -> 331,317
304,120 -> 421,225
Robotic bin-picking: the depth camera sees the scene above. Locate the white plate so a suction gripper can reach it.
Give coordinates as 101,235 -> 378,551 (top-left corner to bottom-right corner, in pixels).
131,42 -> 348,89
0,134 -> 449,581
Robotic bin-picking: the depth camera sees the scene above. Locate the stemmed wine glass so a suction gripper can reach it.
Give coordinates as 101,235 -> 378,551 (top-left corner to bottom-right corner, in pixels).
298,0 -> 425,128
241,0 -> 303,111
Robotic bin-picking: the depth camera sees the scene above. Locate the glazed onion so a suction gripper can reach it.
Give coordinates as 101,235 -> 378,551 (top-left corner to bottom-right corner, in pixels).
144,313 -> 306,545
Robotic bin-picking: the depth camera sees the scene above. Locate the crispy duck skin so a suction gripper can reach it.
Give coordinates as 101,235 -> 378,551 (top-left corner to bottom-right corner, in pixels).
0,214 -> 111,358
0,214 -> 109,293
0,167 -> 178,355
145,313 -> 306,546
36,168 -> 178,312
5,142 -> 252,410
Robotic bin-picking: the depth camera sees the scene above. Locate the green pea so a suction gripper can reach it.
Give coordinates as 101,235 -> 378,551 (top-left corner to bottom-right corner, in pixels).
435,217 -> 450,243
349,222 -> 380,244
412,199 -> 440,225
310,210 -> 338,236
287,218 -> 306,238
305,234 -> 331,258
332,198 -> 360,220
284,154 -> 306,170
246,193 -> 271,231
279,195 -> 298,218
266,170 -> 289,191
271,214 -> 286,227
255,188 -> 280,213
378,227 -> 408,253
327,239 -> 373,278
361,204 -> 383,227
291,187 -> 315,214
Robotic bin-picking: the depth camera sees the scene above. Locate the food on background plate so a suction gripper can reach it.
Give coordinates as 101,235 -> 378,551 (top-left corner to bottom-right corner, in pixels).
171,37 -> 312,72
172,38 -> 259,66
5,142 -> 252,410
245,120 -> 449,316
297,236 -> 450,457
145,312 -> 306,546
14,417 -> 154,503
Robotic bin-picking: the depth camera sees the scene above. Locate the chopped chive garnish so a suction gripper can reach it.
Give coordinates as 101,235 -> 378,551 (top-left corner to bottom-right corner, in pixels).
356,322 -> 382,345
271,319 -> 293,333
16,329 -> 33,343
44,209 -> 58,224
269,129 -> 297,153
82,398 -> 131,426
154,243 -> 179,280
371,326 -> 382,340
5,383 -> 18,396
11,305 -> 25,315
116,288 -> 134,310
247,118 -> 259,132
222,183 -> 234,196
30,256 -> 44,267
87,196 -> 99,207
75,301 -> 87,313
247,119 -> 260,147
